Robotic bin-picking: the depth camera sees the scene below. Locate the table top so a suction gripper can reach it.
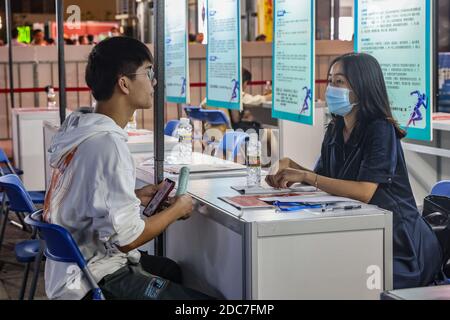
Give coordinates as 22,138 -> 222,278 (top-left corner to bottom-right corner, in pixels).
134,151 -> 248,182
135,154 -> 391,235
433,119 -> 450,132
186,176 -> 390,225
127,129 -> 177,143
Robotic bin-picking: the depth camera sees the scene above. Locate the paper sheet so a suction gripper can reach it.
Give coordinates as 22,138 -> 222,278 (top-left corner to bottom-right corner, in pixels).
259,195 -> 361,204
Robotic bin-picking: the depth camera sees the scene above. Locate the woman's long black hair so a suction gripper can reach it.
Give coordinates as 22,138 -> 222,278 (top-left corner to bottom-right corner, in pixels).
328,52 -> 406,139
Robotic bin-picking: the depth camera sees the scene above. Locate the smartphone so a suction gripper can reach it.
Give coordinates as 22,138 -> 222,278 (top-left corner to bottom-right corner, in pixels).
143,178 -> 176,217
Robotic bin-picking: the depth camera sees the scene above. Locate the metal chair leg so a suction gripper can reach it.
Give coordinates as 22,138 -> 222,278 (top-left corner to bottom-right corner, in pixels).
0,207 -> 9,253
27,240 -> 44,300
18,261 -> 31,300
15,212 -> 30,232
0,192 -> 6,216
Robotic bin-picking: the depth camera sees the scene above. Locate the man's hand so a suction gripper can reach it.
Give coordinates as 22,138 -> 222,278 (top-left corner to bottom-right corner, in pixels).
167,194 -> 194,220
135,183 -> 160,206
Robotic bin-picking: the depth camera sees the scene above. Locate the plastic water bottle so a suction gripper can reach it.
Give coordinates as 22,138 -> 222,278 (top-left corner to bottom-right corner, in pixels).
175,118 -> 193,163
246,134 -> 261,187
126,111 -> 137,131
46,86 -> 56,109
264,81 -> 272,95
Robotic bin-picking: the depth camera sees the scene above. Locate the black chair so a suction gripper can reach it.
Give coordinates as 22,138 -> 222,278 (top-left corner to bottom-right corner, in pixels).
422,181 -> 450,281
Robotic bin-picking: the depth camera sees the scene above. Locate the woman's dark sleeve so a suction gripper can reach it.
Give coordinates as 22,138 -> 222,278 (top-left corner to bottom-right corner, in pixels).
313,125 -> 331,176
357,121 -> 397,184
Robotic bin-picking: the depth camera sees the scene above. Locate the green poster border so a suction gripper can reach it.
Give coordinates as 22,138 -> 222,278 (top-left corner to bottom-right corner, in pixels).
272,0 -> 316,126
354,0 -> 433,141
206,0 -> 242,111
165,0 -> 189,104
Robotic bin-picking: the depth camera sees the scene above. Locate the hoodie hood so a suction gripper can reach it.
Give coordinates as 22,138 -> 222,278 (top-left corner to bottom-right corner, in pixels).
48,112 -> 128,168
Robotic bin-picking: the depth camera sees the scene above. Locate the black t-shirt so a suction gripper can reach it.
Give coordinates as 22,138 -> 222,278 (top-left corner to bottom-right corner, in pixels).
314,117 -> 442,289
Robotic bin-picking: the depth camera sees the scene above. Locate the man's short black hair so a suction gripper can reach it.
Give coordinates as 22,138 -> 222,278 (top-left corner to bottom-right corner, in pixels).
243,68 -> 252,84
85,37 -> 153,101
255,34 -> 267,41
33,29 -> 43,36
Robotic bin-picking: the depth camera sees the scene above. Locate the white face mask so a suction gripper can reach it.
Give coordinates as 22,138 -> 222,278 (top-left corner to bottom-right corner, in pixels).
325,85 -> 358,116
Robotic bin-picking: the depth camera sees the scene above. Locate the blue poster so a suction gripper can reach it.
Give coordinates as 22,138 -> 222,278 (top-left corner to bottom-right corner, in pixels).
355,0 -> 433,141
206,0 -> 241,110
165,0 -> 190,104
272,0 -> 315,125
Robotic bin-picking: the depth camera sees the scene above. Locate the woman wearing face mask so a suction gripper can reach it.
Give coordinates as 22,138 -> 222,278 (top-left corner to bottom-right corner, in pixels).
266,53 -> 442,289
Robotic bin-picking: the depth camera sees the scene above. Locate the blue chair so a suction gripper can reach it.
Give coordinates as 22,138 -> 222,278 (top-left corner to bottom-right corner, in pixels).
183,106 -> 231,128
201,109 -> 231,128
183,105 -> 207,122
214,131 -> 249,163
25,210 -> 105,300
164,120 -> 180,136
0,174 -> 42,300
0,149 -> 45,206
431,181 -> 450,198
0,148 -> 23,176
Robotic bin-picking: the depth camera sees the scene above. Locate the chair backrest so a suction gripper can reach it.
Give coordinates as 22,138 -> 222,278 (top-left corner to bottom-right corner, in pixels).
25,210 -> 104,300
0,148 -> 8,163
183,106 -> 206,122
425,181 -> 450,278
0,148 -> 16,175
164,120 -> 180,136
0,174 -> 36,213
215,131 -> 249,161
201,109 -> 231,127
431,181 -> 450,198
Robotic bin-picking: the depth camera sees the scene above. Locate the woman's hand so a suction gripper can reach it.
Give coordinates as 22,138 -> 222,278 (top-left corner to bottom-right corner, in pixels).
266,158 -> 295,187
270,168 -> 308,189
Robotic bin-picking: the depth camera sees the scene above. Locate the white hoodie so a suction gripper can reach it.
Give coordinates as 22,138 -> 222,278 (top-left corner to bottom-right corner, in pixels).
44,112 -> 145,299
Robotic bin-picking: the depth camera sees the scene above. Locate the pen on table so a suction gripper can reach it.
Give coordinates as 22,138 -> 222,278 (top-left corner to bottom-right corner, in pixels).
321,204 -> 362,212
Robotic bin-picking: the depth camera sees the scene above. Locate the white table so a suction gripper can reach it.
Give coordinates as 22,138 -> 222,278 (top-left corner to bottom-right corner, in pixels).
12,108 -> 61,191
135,151 -> 249,183
135,174 -> 393,300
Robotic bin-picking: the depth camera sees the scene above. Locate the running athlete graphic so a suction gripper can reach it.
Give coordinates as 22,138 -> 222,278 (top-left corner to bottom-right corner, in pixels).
407,90 -> 427,127
180,77 -> 186,96
300,86 -> 312,114
231,79 -> 240,102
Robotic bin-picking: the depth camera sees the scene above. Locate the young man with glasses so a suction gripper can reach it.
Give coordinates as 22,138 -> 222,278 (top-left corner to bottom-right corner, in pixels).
44,37 -> 210,300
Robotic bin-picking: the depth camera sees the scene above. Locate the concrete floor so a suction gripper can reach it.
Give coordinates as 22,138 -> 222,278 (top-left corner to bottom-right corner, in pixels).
0,214 -> 47,300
